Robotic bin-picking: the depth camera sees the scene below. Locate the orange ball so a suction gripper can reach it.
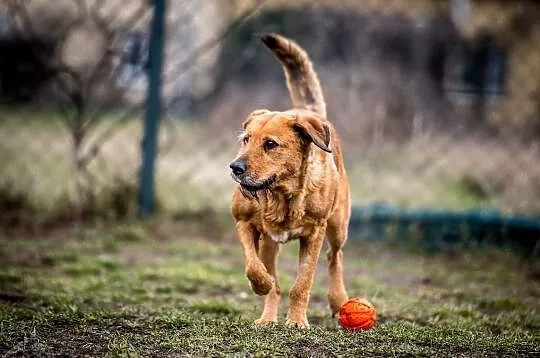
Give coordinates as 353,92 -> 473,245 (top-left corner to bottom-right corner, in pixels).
338,297 -> 376,331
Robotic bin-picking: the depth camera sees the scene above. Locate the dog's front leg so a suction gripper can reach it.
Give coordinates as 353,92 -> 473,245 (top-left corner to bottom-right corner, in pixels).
235,221 -> 273,296
254,238 -> 281,325
286,225 -> 326,329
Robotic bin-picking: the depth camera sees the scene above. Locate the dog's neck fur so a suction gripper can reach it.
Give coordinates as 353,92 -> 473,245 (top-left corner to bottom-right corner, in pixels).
259,146 -> 333,231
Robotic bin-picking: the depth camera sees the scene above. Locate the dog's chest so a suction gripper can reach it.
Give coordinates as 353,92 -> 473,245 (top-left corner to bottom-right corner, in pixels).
267,227 -> 303,243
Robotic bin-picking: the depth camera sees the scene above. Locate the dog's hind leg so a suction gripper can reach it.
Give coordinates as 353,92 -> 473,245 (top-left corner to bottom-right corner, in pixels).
254,238 -> 281,325
326,213 -> 349,315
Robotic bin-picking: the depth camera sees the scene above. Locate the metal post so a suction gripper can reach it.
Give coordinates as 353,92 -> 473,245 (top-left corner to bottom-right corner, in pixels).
139,0 -> 167,217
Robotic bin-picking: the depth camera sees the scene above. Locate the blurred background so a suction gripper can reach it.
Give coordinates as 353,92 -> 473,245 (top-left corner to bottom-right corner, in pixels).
1,0 -> 539,253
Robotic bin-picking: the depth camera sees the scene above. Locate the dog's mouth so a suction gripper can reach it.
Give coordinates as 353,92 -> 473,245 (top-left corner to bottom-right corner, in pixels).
231,173 -> 277,192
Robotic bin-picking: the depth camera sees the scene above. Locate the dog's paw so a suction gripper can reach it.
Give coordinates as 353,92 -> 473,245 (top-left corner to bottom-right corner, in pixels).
254,317 -> 278,326
285,316 -> 310,329
328,293 -> 348,316
246,265 -> 273,296
249,276 -> 273,296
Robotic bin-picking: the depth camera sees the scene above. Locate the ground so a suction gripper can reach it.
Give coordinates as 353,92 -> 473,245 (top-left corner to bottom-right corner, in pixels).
0,221 -> 539,357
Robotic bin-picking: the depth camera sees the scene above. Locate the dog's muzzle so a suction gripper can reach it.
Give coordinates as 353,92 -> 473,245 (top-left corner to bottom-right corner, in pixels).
229,159 -> 277,192
237,175 -> 277,192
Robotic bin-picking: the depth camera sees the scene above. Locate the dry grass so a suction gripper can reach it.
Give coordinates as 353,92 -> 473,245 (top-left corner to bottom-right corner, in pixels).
1,108 -> 539,226
346,134 -> 540,214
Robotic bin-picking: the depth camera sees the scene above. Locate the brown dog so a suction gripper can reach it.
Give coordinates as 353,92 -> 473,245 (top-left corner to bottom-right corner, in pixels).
229,33 -> 350,329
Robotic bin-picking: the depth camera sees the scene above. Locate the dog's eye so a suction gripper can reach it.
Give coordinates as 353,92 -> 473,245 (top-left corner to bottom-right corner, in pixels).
243,136 -> 249,145
263,139 -> 279,151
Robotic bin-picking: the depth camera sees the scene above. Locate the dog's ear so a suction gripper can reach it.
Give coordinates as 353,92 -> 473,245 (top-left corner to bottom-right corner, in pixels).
242,118 -> 253,130
243,109 -> 270,129
292,113 -> 332,153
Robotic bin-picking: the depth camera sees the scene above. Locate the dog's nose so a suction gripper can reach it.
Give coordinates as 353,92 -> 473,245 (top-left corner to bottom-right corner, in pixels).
229,160 -> 247,176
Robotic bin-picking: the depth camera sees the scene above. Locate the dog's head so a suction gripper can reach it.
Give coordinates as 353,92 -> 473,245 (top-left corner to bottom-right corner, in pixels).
229,109 -> 331,194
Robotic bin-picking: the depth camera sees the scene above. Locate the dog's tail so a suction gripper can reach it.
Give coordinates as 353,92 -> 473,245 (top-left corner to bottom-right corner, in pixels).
259,33 -> 326,119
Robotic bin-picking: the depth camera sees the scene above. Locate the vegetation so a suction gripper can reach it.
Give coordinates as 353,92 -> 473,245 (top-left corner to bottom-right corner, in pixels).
0,222 -> 538,356
2,108 -> 540,231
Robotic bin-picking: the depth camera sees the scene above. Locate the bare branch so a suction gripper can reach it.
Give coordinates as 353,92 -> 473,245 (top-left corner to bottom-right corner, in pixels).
101,0 -> 149,31
162,1 -> 266,89
6,0 -> 37,37
77,104 -> 144,168
81,0 -> 150,131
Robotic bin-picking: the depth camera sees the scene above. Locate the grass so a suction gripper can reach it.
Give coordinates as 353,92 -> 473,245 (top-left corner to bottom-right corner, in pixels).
0,222 -> 538,356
